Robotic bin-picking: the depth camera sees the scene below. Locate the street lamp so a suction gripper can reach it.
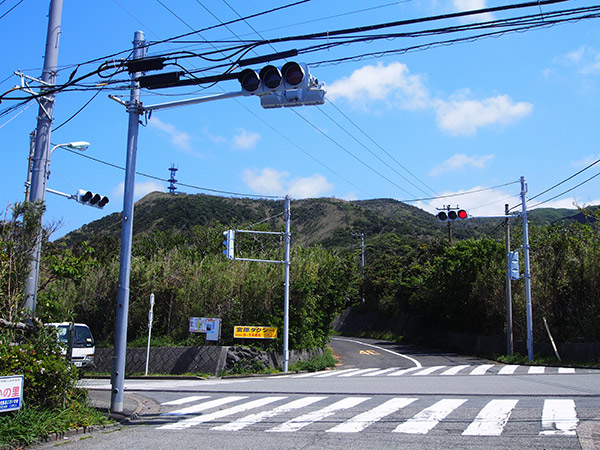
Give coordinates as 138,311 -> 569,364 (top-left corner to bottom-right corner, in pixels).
50,141 -> 90,155
23,140 -> 90,316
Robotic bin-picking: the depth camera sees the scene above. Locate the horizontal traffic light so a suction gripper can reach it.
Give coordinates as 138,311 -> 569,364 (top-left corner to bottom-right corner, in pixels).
239,62 -> 311,95
75,189 -> 109,209
437,209 -> 468,222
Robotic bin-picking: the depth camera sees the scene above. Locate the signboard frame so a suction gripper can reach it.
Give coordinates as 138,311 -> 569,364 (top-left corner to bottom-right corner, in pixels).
0,375 -> 24,413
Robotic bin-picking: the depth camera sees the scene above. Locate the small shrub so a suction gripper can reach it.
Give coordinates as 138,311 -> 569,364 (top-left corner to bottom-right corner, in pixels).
0,324 -> 78,409
289,349 -> 338,372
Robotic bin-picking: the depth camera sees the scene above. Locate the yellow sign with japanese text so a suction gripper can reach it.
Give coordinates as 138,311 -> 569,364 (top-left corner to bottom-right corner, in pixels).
234,326 -> 277,339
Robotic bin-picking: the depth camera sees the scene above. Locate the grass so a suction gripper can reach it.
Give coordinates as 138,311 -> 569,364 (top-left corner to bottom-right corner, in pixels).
495,352 -> 600,368
0,392 -> 112,449
288,348 -> 338,373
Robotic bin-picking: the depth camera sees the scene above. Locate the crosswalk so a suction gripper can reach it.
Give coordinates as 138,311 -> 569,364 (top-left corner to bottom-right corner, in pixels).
157,394 -> 581,437
280,364 -> 581,378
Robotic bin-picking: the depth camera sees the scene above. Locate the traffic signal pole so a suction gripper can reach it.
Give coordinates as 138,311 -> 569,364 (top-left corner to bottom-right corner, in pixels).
111,30 -> 146,413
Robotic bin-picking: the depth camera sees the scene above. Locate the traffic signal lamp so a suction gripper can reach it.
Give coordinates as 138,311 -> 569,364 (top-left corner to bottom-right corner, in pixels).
223,230 -> 235,260
239,62 -> 316,96
75,189 -> 109,209
436,209 -> 468,222
508,251 -> 520,280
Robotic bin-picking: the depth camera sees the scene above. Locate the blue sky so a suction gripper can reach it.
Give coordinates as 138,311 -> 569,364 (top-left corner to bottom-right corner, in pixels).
2,0 -> 600,239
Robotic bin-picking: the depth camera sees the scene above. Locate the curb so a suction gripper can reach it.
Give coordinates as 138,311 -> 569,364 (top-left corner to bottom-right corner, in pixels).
34,393 -> 145,447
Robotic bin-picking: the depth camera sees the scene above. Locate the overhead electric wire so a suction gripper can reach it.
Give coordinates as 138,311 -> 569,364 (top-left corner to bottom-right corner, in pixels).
327,99 -> 439,197
397,180 -> 520,204
529,170 -> 600,209
0,0 -> 23,21
63,147 -> 284,199
509,155 -> 600,211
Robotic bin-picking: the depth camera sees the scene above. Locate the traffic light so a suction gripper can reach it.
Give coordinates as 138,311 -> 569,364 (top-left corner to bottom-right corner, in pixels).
508,251 -> 520,280
75,189 -> 109,209
436,209 -> 468,222
222,230 -> 235,260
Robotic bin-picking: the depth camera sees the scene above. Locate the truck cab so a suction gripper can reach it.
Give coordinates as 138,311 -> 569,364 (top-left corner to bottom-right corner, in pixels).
45,322 -> 95,369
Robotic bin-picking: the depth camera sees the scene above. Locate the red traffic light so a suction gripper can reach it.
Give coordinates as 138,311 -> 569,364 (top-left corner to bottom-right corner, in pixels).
436,209 -> 468,222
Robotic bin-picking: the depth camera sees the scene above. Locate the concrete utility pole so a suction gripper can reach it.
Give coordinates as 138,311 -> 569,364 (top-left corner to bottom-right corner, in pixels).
520,176 -> 534,361
23,0 -> 64,315
352,232 -> 365,302
111,30 -> 146,413
504,204 -> 513,356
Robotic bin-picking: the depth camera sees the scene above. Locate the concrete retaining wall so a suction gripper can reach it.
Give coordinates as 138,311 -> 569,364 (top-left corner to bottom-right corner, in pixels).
95,346 -> 325,375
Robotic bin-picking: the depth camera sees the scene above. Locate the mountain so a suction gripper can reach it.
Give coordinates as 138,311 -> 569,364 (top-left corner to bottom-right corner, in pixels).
60,192 -> 582,250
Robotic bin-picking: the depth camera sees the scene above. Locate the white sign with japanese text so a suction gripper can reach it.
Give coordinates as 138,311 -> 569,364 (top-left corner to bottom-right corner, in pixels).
0,375 -> 24,413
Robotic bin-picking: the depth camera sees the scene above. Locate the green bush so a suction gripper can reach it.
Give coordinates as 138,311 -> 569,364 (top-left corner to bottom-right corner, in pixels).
0,325 -> 78,409
289,349 -> 338,372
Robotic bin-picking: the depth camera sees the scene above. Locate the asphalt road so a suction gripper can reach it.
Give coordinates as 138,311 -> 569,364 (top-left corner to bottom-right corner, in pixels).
39,337 -> 600,450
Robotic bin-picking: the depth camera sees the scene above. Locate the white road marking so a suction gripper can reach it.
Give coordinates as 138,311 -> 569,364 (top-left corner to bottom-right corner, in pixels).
162,396 -> 247,416
266,397 -> 370,432
462,399 -> 519,436
361,367 -> 400,376
314,368 -> 362,378
470,364 -> 494,375
558,367 -> 575,374
393,399 -> 468,434
159,396 -> 286,430
327,397 -> 418,433
413,366 -> 446,376
441,365 -> 470,375
498,365 -> 519,375
212,396 -> 327,431
528,366 -> 546,374
331,337 -> 422,368
387,367 -> 421,377
539,399 -> 578,435
161,395 -> 210,406
338,368 -> 380,377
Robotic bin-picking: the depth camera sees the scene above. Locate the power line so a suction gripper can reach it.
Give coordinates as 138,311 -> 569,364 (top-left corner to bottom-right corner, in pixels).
510,155 -> 600,211
63,147 -> 284,199
327,99 -> 438,197
529,170 -> 600,209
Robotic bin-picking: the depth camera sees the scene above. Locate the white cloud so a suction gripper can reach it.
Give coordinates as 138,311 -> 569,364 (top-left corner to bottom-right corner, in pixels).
453,0 -> 494,22
329,63 -> 532,136
430,153 -> 494,176
113,181 -> 164,199
326,62 -> 429,110
149,117 -> 192,151
242,168 -> 287,195
241,168 -> 333,198
434,93 -> 533,136
231,128 -> 261,150
552,46 -> 600,76
288,174 -> 333,198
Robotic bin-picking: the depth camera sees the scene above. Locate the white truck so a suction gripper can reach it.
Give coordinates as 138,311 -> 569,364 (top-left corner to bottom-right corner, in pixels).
45,322 -> 95,369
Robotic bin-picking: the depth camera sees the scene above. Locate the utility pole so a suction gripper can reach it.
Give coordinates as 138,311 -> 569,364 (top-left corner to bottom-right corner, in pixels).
520,176 -> 534,361
23,0 -> 64,315
111,30 -> 146,413
504,204 -> 513,356
283,195 -> 291,372
351,232 -> 365,302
